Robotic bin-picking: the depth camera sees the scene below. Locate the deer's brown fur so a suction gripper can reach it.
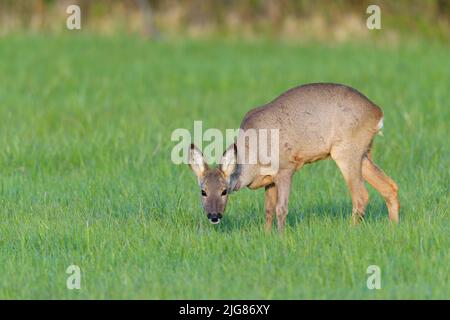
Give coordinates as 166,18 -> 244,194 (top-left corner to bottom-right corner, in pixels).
189,83 -> 399,231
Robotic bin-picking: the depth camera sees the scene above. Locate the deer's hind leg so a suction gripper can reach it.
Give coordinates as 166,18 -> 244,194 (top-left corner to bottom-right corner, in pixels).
331,146 -> 369,224
362,154 -> 399,223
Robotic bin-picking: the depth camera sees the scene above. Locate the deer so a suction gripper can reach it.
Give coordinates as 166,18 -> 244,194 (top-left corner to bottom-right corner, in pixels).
188,83 -> 399,232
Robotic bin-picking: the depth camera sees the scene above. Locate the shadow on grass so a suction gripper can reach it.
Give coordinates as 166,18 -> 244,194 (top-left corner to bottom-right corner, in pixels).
216,199 -> 389,233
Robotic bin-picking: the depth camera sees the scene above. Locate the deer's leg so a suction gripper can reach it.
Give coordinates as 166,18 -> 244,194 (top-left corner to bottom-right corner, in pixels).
274,169 -> 293,233
264,183 -> 277,232
332,149 -> 369,225
362,155 -> 399,223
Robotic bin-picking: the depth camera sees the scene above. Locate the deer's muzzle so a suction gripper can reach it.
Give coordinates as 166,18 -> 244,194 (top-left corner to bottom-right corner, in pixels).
207,213 -> 222,224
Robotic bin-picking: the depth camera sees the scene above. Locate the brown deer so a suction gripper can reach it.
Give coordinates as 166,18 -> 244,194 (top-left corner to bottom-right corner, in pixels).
188,83 -> 399,231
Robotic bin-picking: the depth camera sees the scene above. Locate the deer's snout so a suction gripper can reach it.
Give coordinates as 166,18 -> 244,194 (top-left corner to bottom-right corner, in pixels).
207,213 -> 223,224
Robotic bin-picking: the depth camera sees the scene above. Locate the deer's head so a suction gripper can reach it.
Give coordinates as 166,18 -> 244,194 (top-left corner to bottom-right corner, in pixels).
188,144 -> 237,224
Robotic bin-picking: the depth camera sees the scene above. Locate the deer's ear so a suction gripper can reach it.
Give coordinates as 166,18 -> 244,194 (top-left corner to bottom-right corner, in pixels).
188,144 -> 208,178
220,143 -> 237,178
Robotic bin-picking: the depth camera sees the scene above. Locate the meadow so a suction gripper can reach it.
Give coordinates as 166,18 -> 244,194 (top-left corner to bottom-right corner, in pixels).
0,35 -> 448,299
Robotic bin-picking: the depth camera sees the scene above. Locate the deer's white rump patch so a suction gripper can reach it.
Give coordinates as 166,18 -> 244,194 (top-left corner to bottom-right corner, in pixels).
377,117 -> 384,130
377,117 -> 384,136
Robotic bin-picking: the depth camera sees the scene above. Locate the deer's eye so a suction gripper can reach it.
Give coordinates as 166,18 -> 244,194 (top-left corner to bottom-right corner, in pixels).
201,190 -> 207,197
221,189 -> 227,196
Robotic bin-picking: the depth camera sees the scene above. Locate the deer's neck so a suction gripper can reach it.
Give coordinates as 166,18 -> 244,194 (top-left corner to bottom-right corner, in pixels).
229,164 -> 241,192
229,163 -> 260,192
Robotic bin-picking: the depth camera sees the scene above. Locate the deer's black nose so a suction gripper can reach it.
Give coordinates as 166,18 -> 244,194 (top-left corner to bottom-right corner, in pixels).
207,213 -> 222,224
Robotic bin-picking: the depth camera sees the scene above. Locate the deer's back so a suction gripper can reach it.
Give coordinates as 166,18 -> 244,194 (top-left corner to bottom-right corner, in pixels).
240,83 -> 383,167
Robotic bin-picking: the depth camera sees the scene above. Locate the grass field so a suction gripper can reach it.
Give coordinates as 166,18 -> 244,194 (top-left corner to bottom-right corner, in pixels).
0,35 -> 448,299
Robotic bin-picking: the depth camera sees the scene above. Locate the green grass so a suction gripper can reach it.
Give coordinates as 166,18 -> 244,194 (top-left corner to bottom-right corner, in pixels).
0,35 -> 448,299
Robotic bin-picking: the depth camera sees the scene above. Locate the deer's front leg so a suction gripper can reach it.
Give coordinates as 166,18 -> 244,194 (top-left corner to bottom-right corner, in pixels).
274,169 -> 294,233
264,183 -> 277,232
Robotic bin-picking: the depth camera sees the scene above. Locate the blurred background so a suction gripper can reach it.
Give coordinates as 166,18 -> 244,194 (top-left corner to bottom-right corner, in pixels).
1,0 -> 449,42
